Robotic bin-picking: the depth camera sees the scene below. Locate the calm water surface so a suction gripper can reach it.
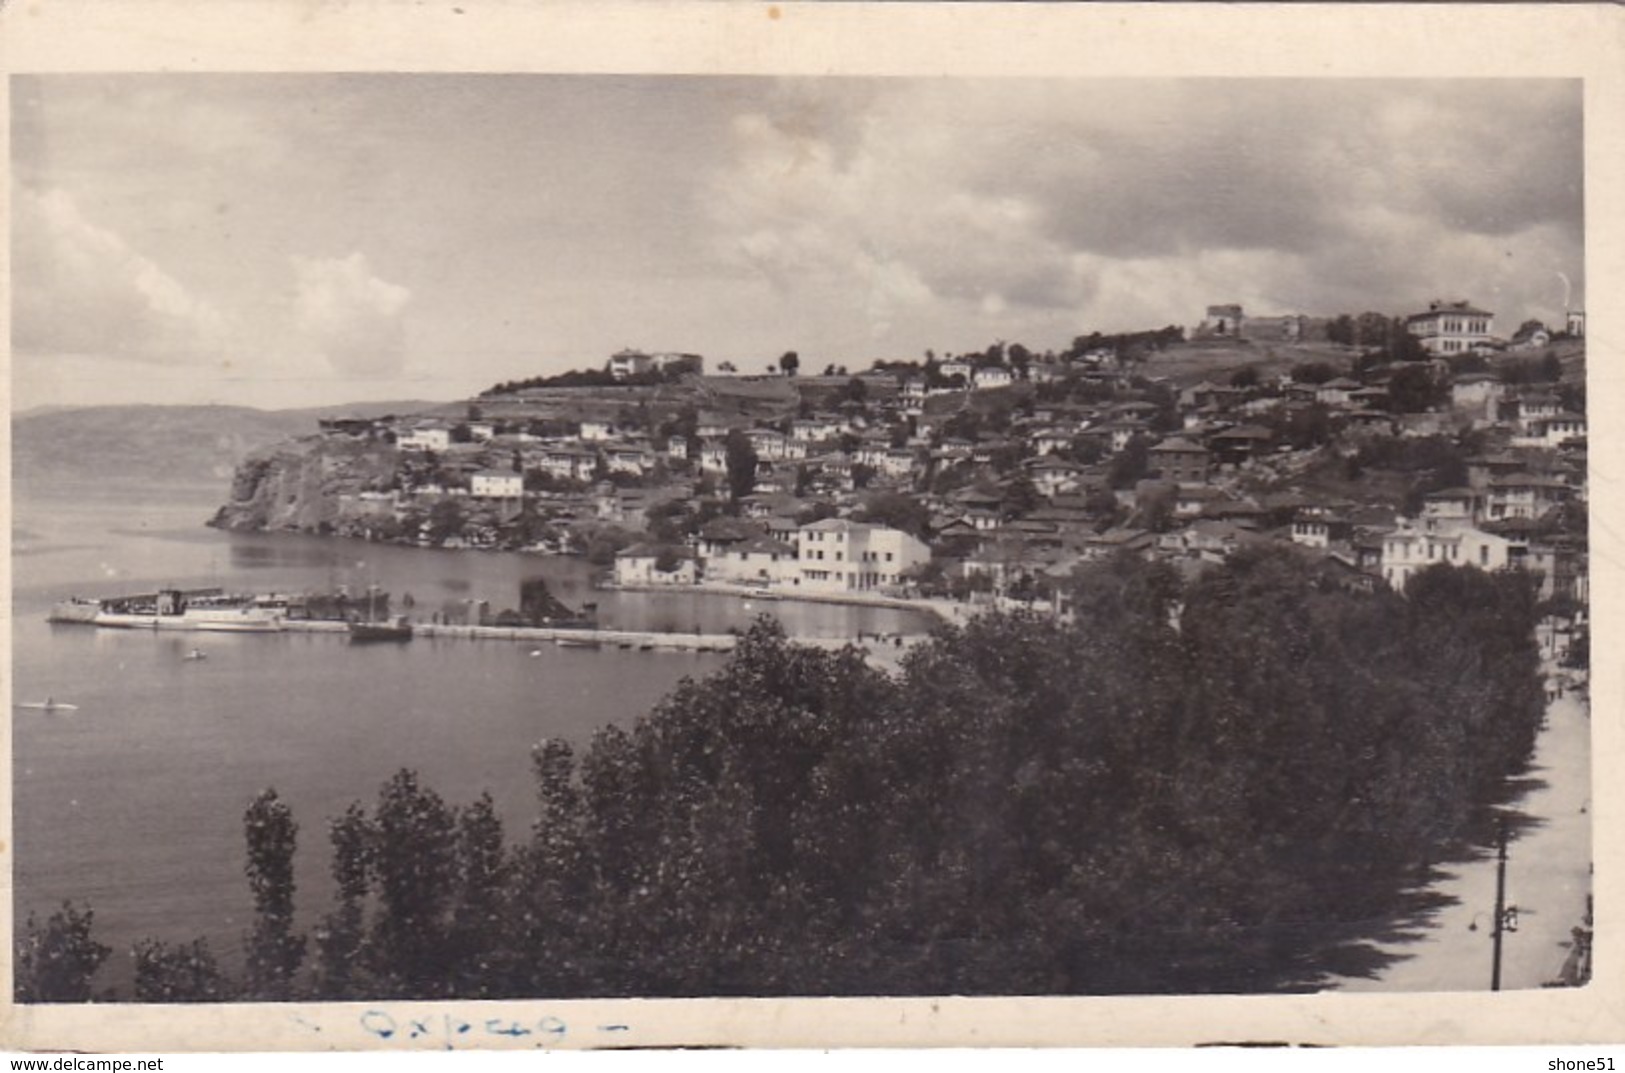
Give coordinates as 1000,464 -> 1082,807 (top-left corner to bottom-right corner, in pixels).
12,485 -> 931,990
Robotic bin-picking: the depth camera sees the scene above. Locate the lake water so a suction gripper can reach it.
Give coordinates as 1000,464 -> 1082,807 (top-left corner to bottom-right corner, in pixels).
10,484 -> 933,992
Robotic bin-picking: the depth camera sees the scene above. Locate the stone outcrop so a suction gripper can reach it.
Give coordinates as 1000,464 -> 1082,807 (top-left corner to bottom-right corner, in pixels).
209,436 -> 399,533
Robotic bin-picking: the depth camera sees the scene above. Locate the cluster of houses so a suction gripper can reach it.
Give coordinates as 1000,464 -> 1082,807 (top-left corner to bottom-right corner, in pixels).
615,516 -> 932,596
312,300 -> 1587,612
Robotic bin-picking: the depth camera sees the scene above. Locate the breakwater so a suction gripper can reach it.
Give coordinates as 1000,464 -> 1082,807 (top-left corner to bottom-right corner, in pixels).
280,618 -> 737,652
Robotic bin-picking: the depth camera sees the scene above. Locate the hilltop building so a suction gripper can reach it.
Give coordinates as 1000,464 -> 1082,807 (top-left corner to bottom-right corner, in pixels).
1406,300 -> 1494,355
607,349 -> 704,380
1199,304 -> 1245,336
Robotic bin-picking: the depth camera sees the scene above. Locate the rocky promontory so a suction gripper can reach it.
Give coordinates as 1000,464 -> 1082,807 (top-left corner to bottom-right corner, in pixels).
209,434 -> 404,534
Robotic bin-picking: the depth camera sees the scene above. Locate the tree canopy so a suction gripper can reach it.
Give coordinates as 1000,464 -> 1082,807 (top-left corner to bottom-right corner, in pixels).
19,546 -> 1553,1003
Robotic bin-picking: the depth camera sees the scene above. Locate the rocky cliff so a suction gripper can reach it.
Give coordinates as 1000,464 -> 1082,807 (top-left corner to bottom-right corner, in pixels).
209,435 -> 401,533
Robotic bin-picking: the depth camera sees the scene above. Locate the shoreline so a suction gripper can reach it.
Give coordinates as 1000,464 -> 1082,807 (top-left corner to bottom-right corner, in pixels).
603,579 -> 972,626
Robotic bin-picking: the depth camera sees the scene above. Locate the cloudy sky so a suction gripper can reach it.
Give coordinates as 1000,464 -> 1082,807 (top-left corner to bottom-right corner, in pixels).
11,75 -> 1583,410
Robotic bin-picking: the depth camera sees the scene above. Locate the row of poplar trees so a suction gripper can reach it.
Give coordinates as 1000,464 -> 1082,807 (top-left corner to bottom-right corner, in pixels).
18,546 -> 1548,1001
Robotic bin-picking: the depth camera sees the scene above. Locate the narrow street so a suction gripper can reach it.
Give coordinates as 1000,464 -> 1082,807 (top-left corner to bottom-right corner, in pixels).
1333,661 -> 1592,992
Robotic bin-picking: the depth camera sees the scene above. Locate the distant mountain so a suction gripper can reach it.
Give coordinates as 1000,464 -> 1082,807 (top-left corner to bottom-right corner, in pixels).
11,401 -> 441,496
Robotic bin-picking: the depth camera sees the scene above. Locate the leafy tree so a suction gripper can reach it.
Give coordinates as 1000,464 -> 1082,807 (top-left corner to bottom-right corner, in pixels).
451,793 -> 511,996
1268,403 -> 1333,450
1292,362 -> 1341,385
243,789 -> 305,1000
1387,363 -> 1446,413
1108,434 -> 1152,489
366,771 -> 462,996
1355,311 -> 1392,348
855,492 -> 932,540
779,351 -> 801,377
133,938 -> 230,1002
1083,486 -> 1123,523
1066,437 -> 1107,467
1541,351 -> 1564,383
1007,343 -> 1032,379
1386,317 -> 1429,363
1135,484 -> 1176,532
942,410 -> 982,442
1326,314 -> 1355,346
426,499 -> 467,546
1001,473 -> 1042,519
314,802 -> 373,999
15,901 -> 110,1003
584,526 -> 637,567
796,501 -> 840,526
98,543 -> 1554,1003
1229,367 -> 1261,389
724,430 -> 758,501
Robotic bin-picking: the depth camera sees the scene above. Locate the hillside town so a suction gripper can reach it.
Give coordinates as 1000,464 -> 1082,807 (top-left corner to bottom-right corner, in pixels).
235,298 -> 1588,623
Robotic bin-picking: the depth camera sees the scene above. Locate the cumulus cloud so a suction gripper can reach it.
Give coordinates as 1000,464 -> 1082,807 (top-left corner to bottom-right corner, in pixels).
12,185 -> 230,362
706,78 -> 1583,336
292,253 -> 411,377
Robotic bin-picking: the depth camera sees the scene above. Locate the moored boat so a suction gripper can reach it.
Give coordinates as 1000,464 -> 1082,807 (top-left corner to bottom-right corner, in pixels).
348,617 -> 414,643
52,589 -> 285,632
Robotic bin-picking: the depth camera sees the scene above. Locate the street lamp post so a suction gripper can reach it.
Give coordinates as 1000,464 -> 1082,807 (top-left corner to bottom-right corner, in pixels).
1489,816 -> 1515,990
1467,817 -> 1519,990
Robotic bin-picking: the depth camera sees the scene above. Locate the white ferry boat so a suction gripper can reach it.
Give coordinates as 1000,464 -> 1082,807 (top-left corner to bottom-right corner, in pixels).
50,588 -> 286,633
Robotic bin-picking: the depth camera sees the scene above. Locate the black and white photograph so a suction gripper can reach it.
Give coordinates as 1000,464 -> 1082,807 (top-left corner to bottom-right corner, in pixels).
4,1 -> 1621,1056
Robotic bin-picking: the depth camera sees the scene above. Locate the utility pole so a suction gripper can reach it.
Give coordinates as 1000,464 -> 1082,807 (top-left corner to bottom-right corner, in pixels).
1491,816 -> 1509,991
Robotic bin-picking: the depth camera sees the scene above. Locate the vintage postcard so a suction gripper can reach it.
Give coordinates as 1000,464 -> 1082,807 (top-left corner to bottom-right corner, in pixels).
2,0 -> 1622,1053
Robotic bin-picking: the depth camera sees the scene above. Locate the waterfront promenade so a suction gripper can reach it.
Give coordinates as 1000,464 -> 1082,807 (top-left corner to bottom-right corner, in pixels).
606,578 -> 981,627
1332,660 -> 1592,992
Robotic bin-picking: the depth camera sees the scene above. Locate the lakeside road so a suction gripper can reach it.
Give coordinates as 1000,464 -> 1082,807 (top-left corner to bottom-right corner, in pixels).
606,579 -> 992,628
1332,664 -> 1592,993
604,580 -> 986,671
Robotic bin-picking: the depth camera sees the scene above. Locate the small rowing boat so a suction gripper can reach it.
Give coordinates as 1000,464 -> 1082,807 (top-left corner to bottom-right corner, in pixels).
18,697 -> 79,712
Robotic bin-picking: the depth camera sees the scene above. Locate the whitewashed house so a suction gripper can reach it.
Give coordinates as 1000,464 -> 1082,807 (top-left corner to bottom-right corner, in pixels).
470,470 -> 524,498
974,365 -> 1015,390
794,518 -> 930,593
397,425 -> 452,452
614,543 -> 697,586
702,535 -> 799,586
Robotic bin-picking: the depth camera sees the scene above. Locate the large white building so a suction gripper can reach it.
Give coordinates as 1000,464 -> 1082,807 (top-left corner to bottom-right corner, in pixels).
1380,520 -> 1518,590
1405,300 -> 1494,355
794,518 -> 931,593
397,425 -> 452,452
